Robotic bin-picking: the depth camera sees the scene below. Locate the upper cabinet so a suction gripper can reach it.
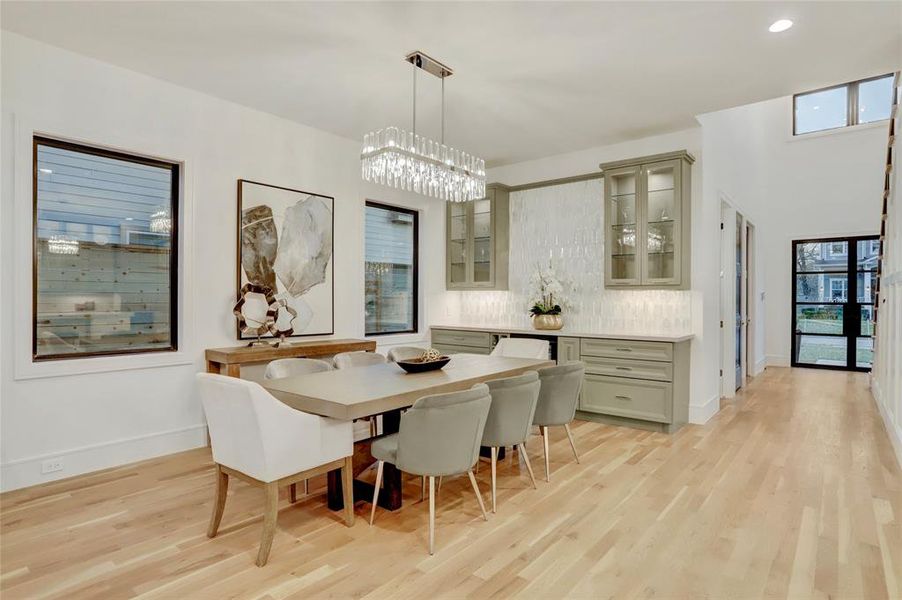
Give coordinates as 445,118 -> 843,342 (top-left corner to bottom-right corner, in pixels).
601,151 -> 694,289
446,183 -> 510,290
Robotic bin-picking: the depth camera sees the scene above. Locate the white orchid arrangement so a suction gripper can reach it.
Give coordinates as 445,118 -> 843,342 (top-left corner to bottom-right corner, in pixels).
528,261 -> 570,316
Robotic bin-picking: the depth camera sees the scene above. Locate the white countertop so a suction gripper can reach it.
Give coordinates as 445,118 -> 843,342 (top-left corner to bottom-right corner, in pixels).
430,324 -> 694,343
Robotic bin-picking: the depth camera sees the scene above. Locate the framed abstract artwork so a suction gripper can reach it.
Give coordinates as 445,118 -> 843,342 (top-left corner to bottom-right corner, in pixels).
236,179 -> 334,339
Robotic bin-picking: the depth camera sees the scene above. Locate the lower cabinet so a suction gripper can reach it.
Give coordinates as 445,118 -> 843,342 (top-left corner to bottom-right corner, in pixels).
577,338 -> 690,433
430,328 -> 691,433
432,343 -> 491,356
580,375 -> 672,423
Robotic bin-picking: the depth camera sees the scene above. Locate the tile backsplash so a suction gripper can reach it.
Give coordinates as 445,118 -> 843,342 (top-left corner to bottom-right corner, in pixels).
442,179 -> 692,333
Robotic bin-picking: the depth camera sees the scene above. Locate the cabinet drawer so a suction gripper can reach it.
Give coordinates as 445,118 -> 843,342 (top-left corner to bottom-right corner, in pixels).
582,356 -> 672,382
432,329 -> 493,348
580,338 -> 672,362
580,375 -> 672,423
432,343 -> 492,356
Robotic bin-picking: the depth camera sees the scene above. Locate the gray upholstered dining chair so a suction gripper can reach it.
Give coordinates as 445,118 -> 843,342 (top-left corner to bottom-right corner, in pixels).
481,371 -> 541,513
386,346 -> 427,363
333,351 -> 387,369
263,358 -> 333,380
369,385 -> 492,555
533,362 -> 585,481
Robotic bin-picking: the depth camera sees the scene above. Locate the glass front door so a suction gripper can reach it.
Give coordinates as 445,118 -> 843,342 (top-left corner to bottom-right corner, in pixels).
792,235 -> 878,371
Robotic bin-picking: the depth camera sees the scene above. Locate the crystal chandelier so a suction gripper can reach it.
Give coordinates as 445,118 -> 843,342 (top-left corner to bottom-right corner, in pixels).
150,207 -> 172,234
361,51 -> 485,202
47,235 -> 79,255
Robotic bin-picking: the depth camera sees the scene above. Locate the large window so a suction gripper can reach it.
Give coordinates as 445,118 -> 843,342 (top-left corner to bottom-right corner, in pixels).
794,74 -> 894,135
33,137 -> 179,360
364,202 -> 418,335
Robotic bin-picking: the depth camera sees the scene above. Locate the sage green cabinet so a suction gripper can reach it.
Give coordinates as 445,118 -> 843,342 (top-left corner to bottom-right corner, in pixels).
558,337 -> 580,364
446,183 -> 510,290
577,337 -> 690,434
601,151 -> 694,289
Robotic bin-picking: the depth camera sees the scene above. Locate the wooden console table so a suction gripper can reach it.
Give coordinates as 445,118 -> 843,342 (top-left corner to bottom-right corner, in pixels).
205,338 -> 376,378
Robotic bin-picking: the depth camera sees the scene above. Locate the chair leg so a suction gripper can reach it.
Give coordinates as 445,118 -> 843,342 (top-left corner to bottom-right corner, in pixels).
256,482 -> 279,567
564,423 -> 580,464
518,443 -> 537,489
421,476 -> 426,502
369,461 -> 384,525
490,447 -> 498,513
289,483 -> 297,504
207,464 -> 229,538
370,416 -> 377,437
428,475 -> 436,555
304,479 -> 309,495
437,476 -> 443,493
541,426 -> 551,482
467,470 -> 489,522
341,456 -> 355,527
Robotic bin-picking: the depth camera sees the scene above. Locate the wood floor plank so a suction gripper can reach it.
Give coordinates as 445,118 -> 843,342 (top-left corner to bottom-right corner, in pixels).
1,367 -> 900,599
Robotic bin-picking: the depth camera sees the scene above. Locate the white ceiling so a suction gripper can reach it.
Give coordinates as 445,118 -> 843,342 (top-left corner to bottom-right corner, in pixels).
3,1 -> 900,166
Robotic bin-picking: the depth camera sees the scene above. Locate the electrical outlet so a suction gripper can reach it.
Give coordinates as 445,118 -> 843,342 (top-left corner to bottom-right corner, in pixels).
41,458 -> 64,474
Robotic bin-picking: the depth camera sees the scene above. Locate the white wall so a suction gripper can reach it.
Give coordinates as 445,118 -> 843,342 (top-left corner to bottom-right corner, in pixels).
0,33 -> 445,491
871,78 -> 902,467
698,98 -> 886,369
478,129 -> 722,424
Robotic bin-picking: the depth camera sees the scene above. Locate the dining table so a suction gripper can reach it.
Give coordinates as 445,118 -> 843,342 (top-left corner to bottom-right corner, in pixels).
261,353 -> 554,511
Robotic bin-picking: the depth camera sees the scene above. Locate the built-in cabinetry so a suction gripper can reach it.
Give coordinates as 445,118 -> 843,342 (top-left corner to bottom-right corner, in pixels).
430,326 -> 691,433
601,150 -> 694,289
446,183 -> 510,290
576,337 -> 690,433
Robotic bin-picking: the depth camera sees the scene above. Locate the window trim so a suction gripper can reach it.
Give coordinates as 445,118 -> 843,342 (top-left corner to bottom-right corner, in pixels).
793,73 -> 894,136
364,200 -> 419,337
32,136 -> 180,361
829,278 -> 847,302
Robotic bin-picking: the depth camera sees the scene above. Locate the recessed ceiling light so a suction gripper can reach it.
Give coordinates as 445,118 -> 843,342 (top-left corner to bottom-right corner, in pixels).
769,19 -> 793,33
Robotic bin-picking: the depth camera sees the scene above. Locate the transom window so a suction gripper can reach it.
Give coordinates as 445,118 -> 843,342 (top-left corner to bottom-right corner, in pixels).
364,201 -> 418,335
794,74 -> 894,135
33,137 -> 179,360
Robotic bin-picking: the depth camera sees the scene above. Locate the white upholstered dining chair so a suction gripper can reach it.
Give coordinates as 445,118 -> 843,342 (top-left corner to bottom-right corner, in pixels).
333,350 -> 387,369
263,358 -> 333,379
490,337 -> 550,360
196,373 -> 355,567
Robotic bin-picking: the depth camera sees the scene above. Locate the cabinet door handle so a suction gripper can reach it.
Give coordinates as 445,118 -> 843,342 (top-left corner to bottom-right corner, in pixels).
615,395 -> 632,401
615,366 -> 632,371
615,348 -> 633,352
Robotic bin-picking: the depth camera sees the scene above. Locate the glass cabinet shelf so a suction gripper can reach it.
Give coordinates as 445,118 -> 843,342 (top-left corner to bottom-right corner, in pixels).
602,151 -> 694,289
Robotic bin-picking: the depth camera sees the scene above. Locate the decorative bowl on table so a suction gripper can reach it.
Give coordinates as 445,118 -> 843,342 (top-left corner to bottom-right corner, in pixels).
396,349 -> 451,374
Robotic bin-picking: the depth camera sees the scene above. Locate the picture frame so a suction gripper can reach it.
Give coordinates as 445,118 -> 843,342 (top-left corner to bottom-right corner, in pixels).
236,179 -> 334,340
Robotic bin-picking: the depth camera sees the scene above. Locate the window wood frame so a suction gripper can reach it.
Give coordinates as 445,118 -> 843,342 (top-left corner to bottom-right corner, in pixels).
364,201 -> 419,337
32,136 -> 180,361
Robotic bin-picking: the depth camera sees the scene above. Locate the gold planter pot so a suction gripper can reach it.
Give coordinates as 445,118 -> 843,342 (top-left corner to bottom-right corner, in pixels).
532,314 -> 563,330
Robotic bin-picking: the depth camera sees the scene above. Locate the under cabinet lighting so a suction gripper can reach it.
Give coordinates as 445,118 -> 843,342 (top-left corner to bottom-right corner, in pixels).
769,19 -> 793,33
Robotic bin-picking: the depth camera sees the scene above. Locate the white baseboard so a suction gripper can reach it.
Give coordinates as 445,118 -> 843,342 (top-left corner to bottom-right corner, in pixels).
766,354 -> 790,367
753,357 -> 767,376
0,424 -> 208,493
871,380 -> 902,471
689,394 -> 719,425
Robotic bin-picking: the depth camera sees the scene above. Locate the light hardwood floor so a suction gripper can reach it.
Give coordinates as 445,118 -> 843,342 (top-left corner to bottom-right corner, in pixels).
1,367 -> 900,599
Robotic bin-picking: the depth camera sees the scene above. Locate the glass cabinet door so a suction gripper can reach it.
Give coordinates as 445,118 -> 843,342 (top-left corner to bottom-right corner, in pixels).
606,167 -> 639,283
643,160 -> 680,283
448,202 -> 468,285
472,198 -> 493,284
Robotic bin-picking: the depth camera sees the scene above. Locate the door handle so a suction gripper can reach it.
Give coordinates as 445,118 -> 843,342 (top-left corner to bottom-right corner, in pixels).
615,395 -> 632,401
615,366 -> 633,371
